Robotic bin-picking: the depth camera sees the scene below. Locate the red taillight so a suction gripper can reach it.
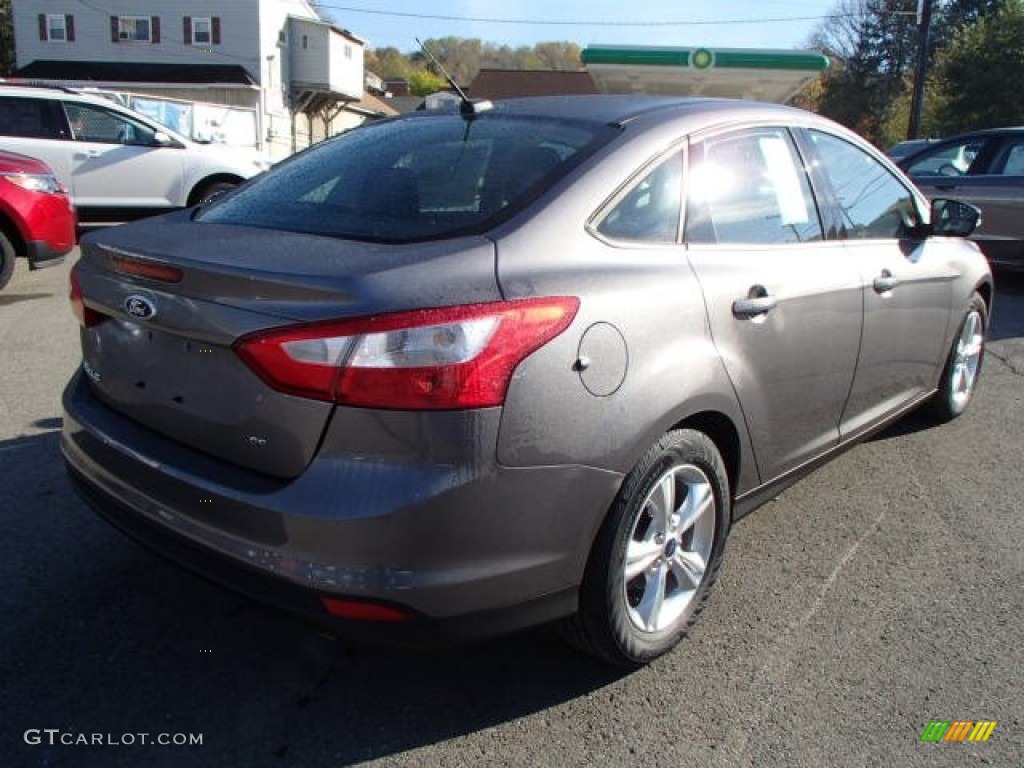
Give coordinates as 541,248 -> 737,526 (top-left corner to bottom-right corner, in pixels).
321,597 -> 414,622
236,297 -> 580,409
69,265 -> 104,328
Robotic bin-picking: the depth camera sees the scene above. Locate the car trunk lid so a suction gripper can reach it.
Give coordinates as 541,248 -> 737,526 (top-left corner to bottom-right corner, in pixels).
73,213 -> 500,478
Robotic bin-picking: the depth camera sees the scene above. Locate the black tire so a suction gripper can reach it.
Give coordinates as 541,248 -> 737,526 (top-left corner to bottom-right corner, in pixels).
191,180 -> 237,206
560,429 -> 731,667
0,229 -> 15,292
928,291 -> 987,423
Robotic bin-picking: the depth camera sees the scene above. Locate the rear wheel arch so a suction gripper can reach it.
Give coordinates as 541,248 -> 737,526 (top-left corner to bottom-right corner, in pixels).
670,411 -> 742,501
578,406 -> 744,577
974,279 -> 992,315
187,174 -> 244,206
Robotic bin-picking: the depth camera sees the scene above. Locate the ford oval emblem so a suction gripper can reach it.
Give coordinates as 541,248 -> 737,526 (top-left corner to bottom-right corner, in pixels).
123,294 -> 157,320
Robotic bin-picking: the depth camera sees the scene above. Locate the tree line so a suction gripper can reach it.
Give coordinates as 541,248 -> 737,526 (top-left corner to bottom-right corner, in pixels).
366,38 -> 584,95
801,0 -> 1024,146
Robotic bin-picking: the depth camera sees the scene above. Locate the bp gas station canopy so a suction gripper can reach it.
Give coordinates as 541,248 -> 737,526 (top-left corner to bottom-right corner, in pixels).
581,45 -> 830,103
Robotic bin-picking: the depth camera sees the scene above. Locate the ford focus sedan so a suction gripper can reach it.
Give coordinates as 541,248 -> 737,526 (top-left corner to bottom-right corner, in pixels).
63,97 -> 991,667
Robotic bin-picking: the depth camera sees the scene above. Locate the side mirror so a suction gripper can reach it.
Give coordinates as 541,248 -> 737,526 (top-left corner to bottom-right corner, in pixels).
931,198 -> 981,238
151,131 -> 181,148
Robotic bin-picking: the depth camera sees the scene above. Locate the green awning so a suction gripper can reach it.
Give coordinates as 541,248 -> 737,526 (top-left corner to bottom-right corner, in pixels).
582,45 -> 829,103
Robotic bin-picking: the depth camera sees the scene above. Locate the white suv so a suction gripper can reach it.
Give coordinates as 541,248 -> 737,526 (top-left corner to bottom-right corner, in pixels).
0,85 -> 269,221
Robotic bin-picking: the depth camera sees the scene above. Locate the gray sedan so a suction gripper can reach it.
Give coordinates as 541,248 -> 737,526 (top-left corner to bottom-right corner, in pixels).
63,96 -> 990,667
899,127 -> 1024,268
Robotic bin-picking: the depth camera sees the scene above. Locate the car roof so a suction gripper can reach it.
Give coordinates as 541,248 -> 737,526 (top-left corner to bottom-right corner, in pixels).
405,95 -> 812,126
917,127 -> 1024,146
0,83 -> 86,98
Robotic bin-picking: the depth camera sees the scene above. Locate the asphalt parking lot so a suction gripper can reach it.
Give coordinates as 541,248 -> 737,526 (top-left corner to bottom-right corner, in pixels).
2,253 -> 1021,767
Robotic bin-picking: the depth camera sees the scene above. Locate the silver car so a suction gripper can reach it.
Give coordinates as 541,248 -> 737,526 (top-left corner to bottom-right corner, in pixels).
0,85 -> 269,221
63,96 -> 991,666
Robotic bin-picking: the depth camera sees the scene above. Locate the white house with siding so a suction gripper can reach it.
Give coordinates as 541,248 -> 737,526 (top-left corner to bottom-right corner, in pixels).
10,0 -> 391,158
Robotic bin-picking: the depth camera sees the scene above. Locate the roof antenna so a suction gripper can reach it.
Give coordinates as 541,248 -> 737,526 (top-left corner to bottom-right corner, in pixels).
416,38 -> 492,117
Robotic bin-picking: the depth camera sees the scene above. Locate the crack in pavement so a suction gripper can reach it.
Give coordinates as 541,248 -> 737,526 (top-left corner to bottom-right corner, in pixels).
987,344 -> 1024,376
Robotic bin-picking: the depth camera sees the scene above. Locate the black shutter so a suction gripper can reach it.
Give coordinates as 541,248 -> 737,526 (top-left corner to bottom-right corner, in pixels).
151,16 -> 161,43
211,17 -> 221,45
38,14 -> 47,41
66,15 -> 75,42
110,16 -> 119,43
183,16 -> 192,45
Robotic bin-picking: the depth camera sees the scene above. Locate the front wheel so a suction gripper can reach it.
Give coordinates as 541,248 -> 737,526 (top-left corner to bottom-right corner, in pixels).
0,230 -> 16,291
928,291 -> 987,422
560,429 -> 731,667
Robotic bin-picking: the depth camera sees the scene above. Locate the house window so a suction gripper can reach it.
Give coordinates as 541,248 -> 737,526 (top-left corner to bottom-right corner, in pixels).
47,14 -> 66,41
38,13 -> 74,42
184,16 -> 220,46
344,44 -> 352,60
192,17 -> 211,44
117,16 -> 152,42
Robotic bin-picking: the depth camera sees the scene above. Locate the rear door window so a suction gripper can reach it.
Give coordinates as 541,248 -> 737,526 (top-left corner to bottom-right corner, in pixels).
993,140 -> 1024,176
0,96 -> 58,139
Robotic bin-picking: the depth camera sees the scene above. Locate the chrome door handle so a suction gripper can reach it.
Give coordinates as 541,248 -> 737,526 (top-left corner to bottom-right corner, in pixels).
75,150 -> 101,159
732,286 -> 777,318
873,270 -> 899,294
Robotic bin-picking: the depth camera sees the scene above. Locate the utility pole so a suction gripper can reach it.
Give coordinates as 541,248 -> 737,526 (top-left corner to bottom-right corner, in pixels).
908,0 -> 934,139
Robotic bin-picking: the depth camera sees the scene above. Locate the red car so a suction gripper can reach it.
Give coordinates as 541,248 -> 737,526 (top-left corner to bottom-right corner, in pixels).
0,149 -> 76,290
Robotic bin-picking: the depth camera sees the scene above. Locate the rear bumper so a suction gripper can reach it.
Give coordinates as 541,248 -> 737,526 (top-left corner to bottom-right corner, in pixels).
62,370 -> 623,644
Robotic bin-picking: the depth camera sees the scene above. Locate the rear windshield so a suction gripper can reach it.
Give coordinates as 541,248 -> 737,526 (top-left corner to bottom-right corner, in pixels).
199,112 -> 617,243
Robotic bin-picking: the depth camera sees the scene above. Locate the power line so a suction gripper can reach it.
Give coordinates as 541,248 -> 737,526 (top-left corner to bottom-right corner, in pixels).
315,3 -> 917,27
314,3 -> 917,28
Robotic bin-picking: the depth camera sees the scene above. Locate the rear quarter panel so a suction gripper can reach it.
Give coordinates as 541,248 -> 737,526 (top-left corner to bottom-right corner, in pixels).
491,121 -> 757,494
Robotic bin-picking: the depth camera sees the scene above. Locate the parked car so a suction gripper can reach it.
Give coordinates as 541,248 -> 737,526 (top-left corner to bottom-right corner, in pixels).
0,149 -> 76,290
898,127 -> 1024,268
0,84 -> 270,223
885,138 -> 937,161
63,96 -> 991,667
